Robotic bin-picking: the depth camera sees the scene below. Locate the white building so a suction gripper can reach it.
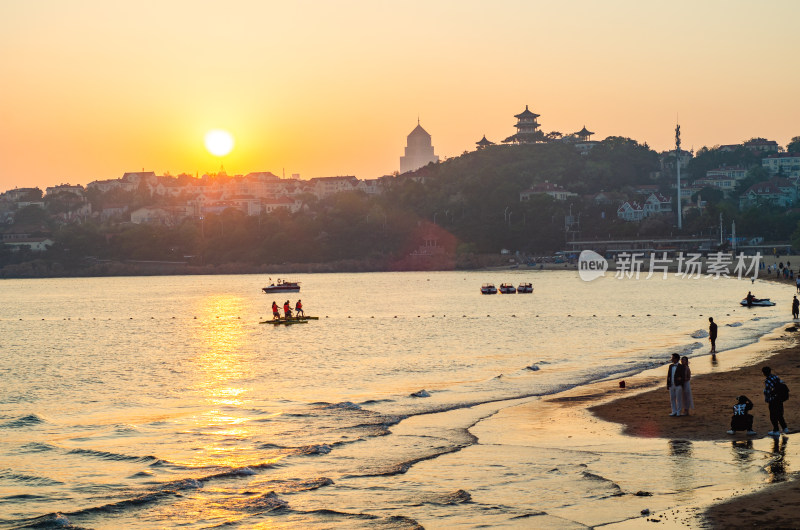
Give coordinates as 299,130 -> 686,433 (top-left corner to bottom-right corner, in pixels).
519,181 -> 577,201
763,153 -> 800,179
400,121 -> 439,173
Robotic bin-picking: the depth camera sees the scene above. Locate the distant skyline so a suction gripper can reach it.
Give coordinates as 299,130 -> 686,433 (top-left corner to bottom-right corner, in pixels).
1,0 -> 799,189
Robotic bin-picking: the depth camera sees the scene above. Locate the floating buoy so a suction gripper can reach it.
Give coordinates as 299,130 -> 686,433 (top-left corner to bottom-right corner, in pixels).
394,316 -> 397,318
172,317 -> 176,319
151,317 -> 154,319
348,316 -> 351,318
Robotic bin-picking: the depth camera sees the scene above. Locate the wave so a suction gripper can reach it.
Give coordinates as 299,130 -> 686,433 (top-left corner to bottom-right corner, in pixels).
263,477 -> 334,493
0,470 -> 63,487
0,414 -> 46,429
66,448 -> 161,464
20,442 -> 56,453
323,401 -> 362,410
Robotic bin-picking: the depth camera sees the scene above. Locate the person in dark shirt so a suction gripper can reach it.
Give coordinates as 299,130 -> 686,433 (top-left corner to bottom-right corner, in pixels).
792,296 -> 799,319
727,395 -> 756,435
763,366 -> 788,436
708,317 -> 718,353
667,353 -> 686,416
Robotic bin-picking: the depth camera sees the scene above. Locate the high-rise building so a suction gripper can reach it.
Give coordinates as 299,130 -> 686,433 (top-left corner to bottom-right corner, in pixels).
400,121 -> 439,173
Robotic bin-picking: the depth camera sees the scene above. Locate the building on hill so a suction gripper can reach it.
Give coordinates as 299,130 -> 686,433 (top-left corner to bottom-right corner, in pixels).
503,105 -> 543,144
616,201 -> 645,222
2,237 -> 54,252
475,135 -> 495,150
2,188 -> 42,202
519,181 -> 577,201
692,175 -> 737,197
643,193 -> 672,215
400,121 -> 439,173
706,166 -> 748,181
743,138 -> 781,153
659,148 -> 692,172
719,139 -> 780,153
762,153 -> 800,178
572,126 -> 598,155
45,184 -> 85,197
739,177 -> 797,209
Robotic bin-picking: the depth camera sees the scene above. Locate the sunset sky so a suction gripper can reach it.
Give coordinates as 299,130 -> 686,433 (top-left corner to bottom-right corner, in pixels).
1,0 -> 799,190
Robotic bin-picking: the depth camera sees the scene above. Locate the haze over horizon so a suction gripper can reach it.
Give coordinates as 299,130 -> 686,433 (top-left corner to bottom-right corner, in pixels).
2,0 -> 798,190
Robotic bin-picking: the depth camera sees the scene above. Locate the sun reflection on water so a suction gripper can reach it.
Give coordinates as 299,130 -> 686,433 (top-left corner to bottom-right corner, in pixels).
187,294 -> 266,468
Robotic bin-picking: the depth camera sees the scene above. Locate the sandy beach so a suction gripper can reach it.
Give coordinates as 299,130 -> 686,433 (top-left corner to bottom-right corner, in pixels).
589,327 -> 800,527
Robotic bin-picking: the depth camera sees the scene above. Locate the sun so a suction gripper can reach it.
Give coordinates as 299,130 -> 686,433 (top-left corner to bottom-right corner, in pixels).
204,129 -> 234,156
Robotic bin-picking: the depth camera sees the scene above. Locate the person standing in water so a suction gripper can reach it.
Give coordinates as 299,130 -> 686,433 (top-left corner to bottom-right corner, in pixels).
792,296 -> 799,319
708,317 -> 718,354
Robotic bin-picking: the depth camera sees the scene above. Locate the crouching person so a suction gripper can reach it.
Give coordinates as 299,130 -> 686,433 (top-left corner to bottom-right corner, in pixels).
727,395 -> 756,435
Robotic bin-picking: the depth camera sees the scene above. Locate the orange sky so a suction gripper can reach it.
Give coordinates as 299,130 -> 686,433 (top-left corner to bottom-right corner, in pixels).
1,0 -> 799,190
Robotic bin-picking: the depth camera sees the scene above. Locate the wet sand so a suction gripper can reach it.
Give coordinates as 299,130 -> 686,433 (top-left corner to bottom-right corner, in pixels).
590,329 -> 800,527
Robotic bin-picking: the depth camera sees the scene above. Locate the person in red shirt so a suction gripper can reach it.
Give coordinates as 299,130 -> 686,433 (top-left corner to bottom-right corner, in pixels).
271,301 -> 280,320
283,300 -> 293,319
295,300 -> 304,317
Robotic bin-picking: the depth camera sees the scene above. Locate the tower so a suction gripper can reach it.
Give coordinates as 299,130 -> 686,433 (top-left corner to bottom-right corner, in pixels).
400,120 -> 439,173
503,105 -> 544,144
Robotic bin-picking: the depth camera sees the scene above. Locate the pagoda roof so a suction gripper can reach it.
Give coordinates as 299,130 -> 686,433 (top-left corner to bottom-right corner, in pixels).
476,135 -> 494,146
577,126 -> 594,136
514,105 -> 540,119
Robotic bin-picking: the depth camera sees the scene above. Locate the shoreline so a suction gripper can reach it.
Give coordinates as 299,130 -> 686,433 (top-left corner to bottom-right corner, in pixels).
587,323 -> 800,527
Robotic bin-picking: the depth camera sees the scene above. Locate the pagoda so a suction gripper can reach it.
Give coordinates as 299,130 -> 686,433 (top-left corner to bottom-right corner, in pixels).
503,105 -> 544,144
576,126 -> 594,142
400,120 -> 439,173
475,135 -> 495,150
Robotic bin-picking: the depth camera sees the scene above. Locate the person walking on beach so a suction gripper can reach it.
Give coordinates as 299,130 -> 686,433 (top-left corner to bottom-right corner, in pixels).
681,356 -> 694,415
793,296 -> 799,320
795,275 -> 800,293
709,317 -> 718,353
667,353 -> 685,416
727,395 -> 756,435
763,366 -> 788,436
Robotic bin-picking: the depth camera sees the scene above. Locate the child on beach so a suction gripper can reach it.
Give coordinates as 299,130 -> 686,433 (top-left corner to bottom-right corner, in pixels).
727,395 -> 756,435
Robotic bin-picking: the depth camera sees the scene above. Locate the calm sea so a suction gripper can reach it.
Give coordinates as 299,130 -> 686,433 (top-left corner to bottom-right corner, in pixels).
0,271 -> 792,528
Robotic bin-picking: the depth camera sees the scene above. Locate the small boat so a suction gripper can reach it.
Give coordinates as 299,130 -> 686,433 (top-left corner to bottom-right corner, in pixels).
740,298 -> 776,307
480,283 -> 497,294
517,282 -> 533,293
262,279 -> 300,293
499,283 -> 516,294
260,316 -> 319,324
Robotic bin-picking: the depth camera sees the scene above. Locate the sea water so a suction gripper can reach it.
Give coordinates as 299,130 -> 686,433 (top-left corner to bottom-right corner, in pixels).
0,271 -> 792,528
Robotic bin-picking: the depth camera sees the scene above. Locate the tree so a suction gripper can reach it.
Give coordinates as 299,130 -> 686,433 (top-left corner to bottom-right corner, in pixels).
787,136 -> 800,154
